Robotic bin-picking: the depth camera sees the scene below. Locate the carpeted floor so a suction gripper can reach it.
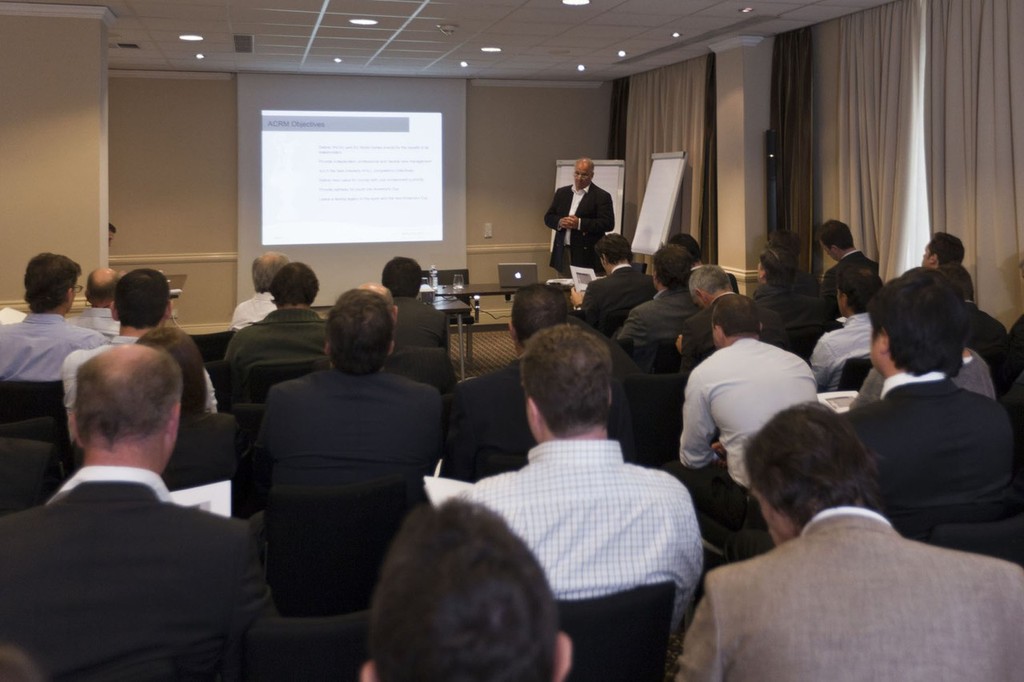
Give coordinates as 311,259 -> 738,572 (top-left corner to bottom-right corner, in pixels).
448,325 -> 517,378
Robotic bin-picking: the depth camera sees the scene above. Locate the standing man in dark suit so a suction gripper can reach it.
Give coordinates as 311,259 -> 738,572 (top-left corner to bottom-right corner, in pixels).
818,219 -> 879,319
545,157 -> 614,274
0,344 -> 271,680
846,269 -> 1018,540
570,233 -> 656,335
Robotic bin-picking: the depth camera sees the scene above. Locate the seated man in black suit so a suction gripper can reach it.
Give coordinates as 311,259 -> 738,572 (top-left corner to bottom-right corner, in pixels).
443,283 -> 634,482
921,231 -> 965,269
668,233 -> 739,293
362,500 -> 572,682
570,233 -> 655,336
677,265 -> 789,374
381,256 -> 447,350
939,263 -> 1007,371
818,219 -> 879,319
767,229 -> 819,297
753,247 -> 829,356
256,288 -> 442,499
846,269 -> 1020,540
0,344 -> 271,680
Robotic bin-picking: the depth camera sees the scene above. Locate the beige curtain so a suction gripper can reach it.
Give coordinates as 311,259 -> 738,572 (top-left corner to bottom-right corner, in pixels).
837,0 -> 929,281
624,58 -> 707,254
926,0 -> 1024,323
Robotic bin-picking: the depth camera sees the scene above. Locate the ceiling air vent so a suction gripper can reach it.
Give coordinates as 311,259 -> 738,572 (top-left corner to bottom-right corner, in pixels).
112,42 -> 140,49
234,34 -> 254,54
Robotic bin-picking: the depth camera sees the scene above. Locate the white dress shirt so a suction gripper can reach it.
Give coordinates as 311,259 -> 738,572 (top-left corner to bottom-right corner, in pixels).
229,292 -> 275,331
50,465 -> 171,504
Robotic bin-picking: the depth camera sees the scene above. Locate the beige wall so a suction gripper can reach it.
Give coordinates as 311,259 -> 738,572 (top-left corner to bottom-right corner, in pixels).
106,77 -> 611,329
0,13 -> 108,311
108,74 -> 237,331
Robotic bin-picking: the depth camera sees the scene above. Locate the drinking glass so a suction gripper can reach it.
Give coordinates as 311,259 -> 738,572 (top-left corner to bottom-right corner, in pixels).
452,274 -> 465,290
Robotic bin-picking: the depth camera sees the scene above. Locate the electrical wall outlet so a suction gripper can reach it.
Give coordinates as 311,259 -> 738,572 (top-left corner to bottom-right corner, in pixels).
484,222 -> 493,239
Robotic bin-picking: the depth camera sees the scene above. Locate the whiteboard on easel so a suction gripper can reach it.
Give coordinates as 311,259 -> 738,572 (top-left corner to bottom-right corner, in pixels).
549,159 -> 625,250
631,152 -> 688,255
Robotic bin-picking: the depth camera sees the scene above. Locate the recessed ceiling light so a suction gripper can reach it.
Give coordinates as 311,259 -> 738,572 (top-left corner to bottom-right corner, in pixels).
672,32 -> 681,38
740,7 -> 754,12
333,57 -> 342,63
563,0 -> 589,5
349,18 -> 378,26
179,34 -> 203,42
617,50 -> 626,58
460,61 -> 468,68
577,64 -> 585,72
195,53 -> 205,60
480,46 -> 501,53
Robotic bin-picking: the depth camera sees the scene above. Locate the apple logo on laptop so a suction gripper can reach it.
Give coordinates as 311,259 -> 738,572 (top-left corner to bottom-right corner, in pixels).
514,271 -> 522,280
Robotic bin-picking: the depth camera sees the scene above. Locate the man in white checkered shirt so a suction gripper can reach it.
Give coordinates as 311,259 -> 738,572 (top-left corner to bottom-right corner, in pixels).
463,323 -> 702,630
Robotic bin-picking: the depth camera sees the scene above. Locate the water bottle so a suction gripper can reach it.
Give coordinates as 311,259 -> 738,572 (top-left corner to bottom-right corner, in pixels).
429,264 -> 439,291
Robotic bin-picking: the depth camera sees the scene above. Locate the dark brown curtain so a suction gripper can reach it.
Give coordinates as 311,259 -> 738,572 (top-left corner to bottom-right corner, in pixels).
769,28 -> 814,271
608,78 -> 629,160
699,54 -> 718,262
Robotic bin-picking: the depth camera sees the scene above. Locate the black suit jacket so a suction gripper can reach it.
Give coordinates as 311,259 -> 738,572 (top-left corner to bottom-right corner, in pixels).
383,346 -> 457,395
255,370 -> 442,496
677,298 -> 790,374
544,183 -> 615,271
0,482 -> 270,680
966,302 -> 1008,371
393,297 -> 447,350
753,284 -> 828,332
847,379 -> 1016,540
581,266 -> 656,330
819,250 -> 879,319
163,413 -> 239,491
442,361 -> 635,482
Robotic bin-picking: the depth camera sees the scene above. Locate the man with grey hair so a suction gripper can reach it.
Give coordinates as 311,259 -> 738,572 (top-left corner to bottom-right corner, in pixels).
0,345 -> 271,680
676,265 -> 788,373
70,268 -> 120,339
230,251 -> 290,331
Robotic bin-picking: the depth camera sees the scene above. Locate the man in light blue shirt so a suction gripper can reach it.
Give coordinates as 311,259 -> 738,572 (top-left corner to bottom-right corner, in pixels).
0,253 -> 105,381
810,266 -> 883,390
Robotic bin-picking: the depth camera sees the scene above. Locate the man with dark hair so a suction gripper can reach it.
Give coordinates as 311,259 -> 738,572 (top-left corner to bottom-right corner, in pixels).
62,268 -> 219,413
380,256 -> 447,349
847,269 -> 1017,540
443,283 -> 635,482
818,219 -> 879,319
0,345 -> 271,680
362,500 -> 572,682
938,263 -> 1007,370
225,262 -> 325,401
0,253 -> 105,380
255,288 -> 441,499
677,404 -> 1024,681
570,233 -> 655,335
70,268 -> 120,339
464,325 -> 702,630
545,157 -> 615,274
667,233 -> 739,293
672,295 -> 816,534
766,229 -> 818,296
810,266 -> 883,390
230,251 -> 289,331
922,232 -> 965,268
617,244 -> 698,371
753,247 -> 828,345
676,265 -> 789,373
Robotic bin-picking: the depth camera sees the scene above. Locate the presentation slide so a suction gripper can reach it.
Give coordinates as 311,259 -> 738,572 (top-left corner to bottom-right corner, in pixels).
262,110 -> 443,245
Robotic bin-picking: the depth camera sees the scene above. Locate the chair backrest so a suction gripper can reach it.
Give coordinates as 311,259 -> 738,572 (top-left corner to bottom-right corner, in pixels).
623,373 -> 687,468
927,511 -> 1024,568
787,324 -> 826,361
189,330 -> 236,363
477,452 -> 528,480
650,340 -> 683,374
629,262 -> 648,274
248,360 -> 320,403
0,437 -> 54,516
837,357 -> 873,391
244,612 -> 369,682
599,309 -> 630,338
204,359 -> 232,414
558,582 -> 675,682
265,476 -> 409,617
0,381 -> 71,472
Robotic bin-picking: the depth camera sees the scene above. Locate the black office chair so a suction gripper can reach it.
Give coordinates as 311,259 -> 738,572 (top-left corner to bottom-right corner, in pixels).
558,582 -> 675,682
837,357 -> 873,391
476,453 -> 528,480
0,436 -> 54,516
650,340 -> 683,374
265,476 -> 409,616
787,325 -> 826,362
190,330 -> 235,362
244,612 -> 369,682
927,511 -> 1024,569
623,373 -> 687,469
599,309 -> 630,338
247,359 -> 322,403
0,380 -> 71,474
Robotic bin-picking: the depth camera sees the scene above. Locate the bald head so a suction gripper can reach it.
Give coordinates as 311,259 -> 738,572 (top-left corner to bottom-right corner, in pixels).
85,268 -> 119,308
359,282 -> 395,307
73,345 -> 182,470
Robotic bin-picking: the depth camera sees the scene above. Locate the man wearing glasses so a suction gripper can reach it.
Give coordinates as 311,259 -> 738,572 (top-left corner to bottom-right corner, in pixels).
545,157 -> 615,274
0,252 -> 106,381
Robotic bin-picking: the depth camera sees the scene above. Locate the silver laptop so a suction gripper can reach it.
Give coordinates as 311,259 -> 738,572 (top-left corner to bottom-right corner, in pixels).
498,263 -> 538,288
